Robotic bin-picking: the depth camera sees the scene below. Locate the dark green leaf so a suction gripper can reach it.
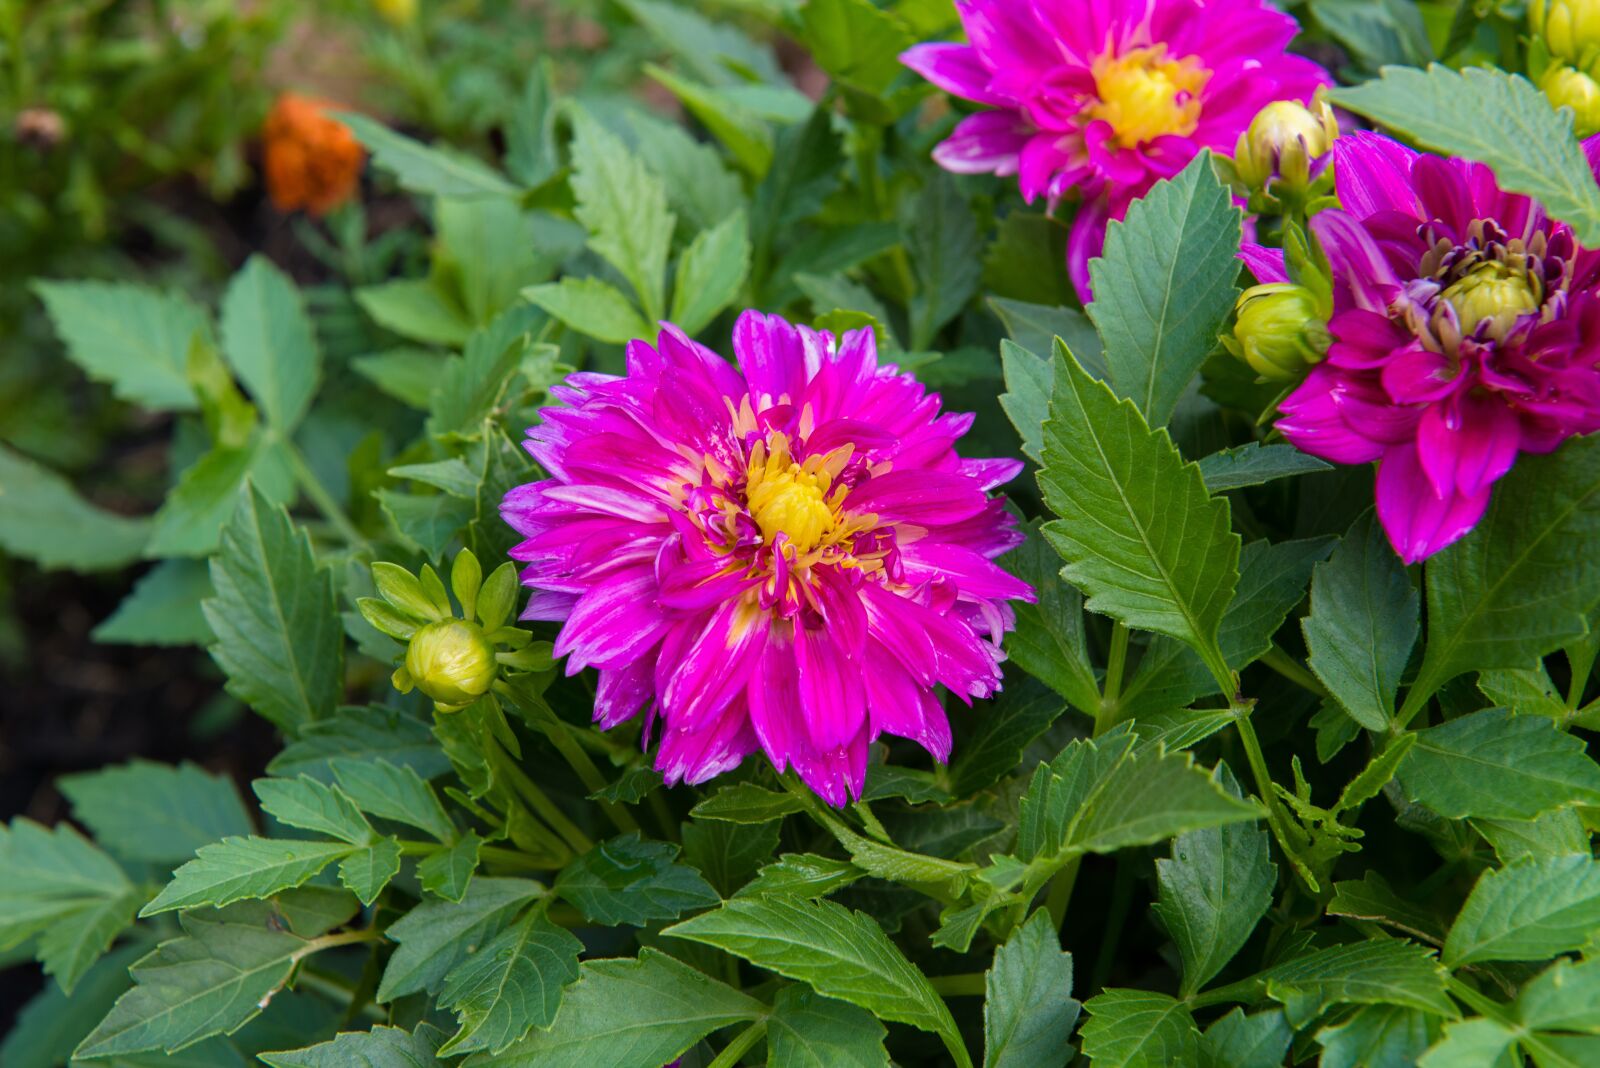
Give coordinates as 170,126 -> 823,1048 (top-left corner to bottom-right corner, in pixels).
669,209 -> 751,335
1079,990 -> 1199,1067
690,784 -> 806,824
438,909 -> 582,1054
1517,957 -> 1600,1034
768,986 -> 889,1068
1001,522 -> 1098,718
1199,1008 -> 1292,1068
905,174 -> 982,350
984,910 -> 1079,1068
1444,855 -> 1600,965
555,834 -> 720,926
377,878 -> 544,1002
93,559 -> 215,646
1397,708 -> 1600,820
1196,443 -> 1332,493
253,777 -> 374,845
0,943 -> 140,1068
338,838 -> 402,906
141,837 -> 356,915
682,818 -> 782,898
951,679 -> 1069,797
260,1025 -> 444,1067
418,831 -> 483,903
331,759 -> 454,843
268,707 -> 450,782
1259,940 -> 1455,1026
59,760 -> 251,865
1315,1004 -> 1435,1068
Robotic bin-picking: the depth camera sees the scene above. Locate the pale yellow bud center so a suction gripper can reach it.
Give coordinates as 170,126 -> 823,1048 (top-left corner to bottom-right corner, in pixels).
1442,262 -> 1541,339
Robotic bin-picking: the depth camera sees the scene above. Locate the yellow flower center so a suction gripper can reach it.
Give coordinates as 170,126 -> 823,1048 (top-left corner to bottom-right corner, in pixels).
1089,46 -> 1210,147
744,434 -> 851,554
1442,261 -> 1542,339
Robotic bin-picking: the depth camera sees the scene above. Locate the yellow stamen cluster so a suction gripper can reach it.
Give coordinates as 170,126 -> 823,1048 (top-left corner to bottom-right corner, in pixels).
745,435 -> 852,554
1089,46 -> 1210,147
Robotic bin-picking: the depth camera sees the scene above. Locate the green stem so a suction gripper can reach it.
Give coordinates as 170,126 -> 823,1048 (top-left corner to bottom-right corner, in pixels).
496,679 -> 639,836
647,788 -> 679,843
1098,622 -> 1130,730
1260,644 -> 1328,699
1233,704 -> 1313,891
852,800 -> 892,843
706,1019 -> 768,1068
929,973 -> 988,997
292,968 -> 387,1021
1043,857 -> 1082,931
284,441 -> 367,549
488,742 -> 593,855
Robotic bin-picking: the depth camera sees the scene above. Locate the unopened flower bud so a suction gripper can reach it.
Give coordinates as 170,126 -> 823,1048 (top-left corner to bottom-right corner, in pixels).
405,619 -> 497,709
1224,283 -> 1330,381
373,0 -> 417,27
1231,98 -> 1338,196
1540,64 -> 1600,136
1533,0 -> 1600,66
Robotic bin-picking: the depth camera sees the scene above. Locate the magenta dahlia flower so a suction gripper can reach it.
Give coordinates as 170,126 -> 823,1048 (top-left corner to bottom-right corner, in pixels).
1264,132 -> 1600,562
900,0 -> 1329,299
501,312 -> 1032,804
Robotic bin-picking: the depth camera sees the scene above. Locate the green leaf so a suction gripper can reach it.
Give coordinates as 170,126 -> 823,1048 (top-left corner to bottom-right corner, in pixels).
0,943 -> 140,1068
1314,1004 -> 1435,1068
253,776 -> 374,845
998,340 -> 1054,465
391,459 -> 480,500
647,65 -> 775,177
93,559 -> 215,646
1311,0 -> 1433,69
1002,522 -> 1099,717
74,906 -> 334,1058
1199,1008 -> 1292,1068
1079,990 -> 1200,1068
438,909 -> 582,1054
1328,65 -> 1600,245
984,212 -> 1072,306
1406,437 -> 1600,714
1327,870 -> 1448,944
353,349 -> 446,409
1086,153 -> 1241,427
588,766 -> 664,805
1474,807 -> 1593,863
461,950 -> 764,1068
146,437 -> 295,558
665,896 -> 967,1064
800,0 -> 914,95
260,1025 -> 444,1067
1477,663 -> 1570,721
419,830 -> 483,903
768,986 -> 888,1068
556,833 -> 720,925
735,853 -> 862,900
1038,341 -> 1240,676
377,878 -> 544,1002
356,279 -> 474,347
750,106 -> 841,273
337,113 -> 517,198
1153,767 -> 1277,996
625,110 -> 744,233
219,256 -> 319,432
1396,708 -> 1600,820
1417,1018 -> 1521,1068
1517,957 -> 1600,1034
990,298 -> 1106,378
1444,855 -> 1600,965
427,304 -> 545,438
1196,443 -> 1332,492
379,489 -> 475,560
269,706 -> 450,782
0,820 -> 139,994
568,110 -> 676,320
682,817 -> 782,897
141,837 -> 356,915
690,784 -> 807,824
669,209 -> 751,335
984,910 -> 1080,1068
1259,940 -> 1456,1026
33,280 -> 205,410
331,759 -> 454,843
435,197 -> 555,327
338,838 -> 402,906
621,0 -> 782,87
203,486 -> 344,733
1304,513 -> 1418,732
905,174 -> 982,350
523,277 -> 652,345
59,760 -> 251,865
951,680 -> 1069,797
0,444 -> 150,571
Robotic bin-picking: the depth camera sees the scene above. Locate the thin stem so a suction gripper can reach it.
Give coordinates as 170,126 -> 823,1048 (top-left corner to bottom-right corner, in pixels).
1233,706 -> 1313,891
488,743 -> 593,855
706,1019 -> 768,1068
1260,644 -> 1328,699
284,441 -> 367,549
497,678 -> 639,836
1098,622 -> 1130,730
1044,857 -> 1082,931
928,973 -> 988,997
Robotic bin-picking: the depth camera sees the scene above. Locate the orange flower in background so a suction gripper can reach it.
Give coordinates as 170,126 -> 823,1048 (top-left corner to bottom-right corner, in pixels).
262,92 -> 364,216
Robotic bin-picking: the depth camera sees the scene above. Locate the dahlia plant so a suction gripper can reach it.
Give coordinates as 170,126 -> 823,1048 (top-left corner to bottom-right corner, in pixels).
2,3 -> 1599,1068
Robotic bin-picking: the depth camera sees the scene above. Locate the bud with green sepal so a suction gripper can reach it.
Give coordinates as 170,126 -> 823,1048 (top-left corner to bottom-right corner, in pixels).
358,549 -> 552,711
1539,63 -> 1600,135
1533,0 -> 1600,69
1223,93 -> 1338,212
1223,283 -> 1332,382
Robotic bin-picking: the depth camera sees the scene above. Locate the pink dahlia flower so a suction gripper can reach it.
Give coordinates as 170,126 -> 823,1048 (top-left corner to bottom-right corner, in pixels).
901,0 -> 1329,300
1266,132 -> 1600,562
501,312 -> 1033,804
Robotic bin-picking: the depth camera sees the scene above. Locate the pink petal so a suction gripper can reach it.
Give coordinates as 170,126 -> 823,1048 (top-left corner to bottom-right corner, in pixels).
1375,443 -> 1491,564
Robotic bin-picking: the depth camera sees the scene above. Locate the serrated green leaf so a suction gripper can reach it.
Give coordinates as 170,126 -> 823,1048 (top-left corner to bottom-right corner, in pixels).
146,437 -> 295,558
1000,522 -> 1098,718
1477,663 -> 1570,721
427,304 -> 544,438
621,0 -> 782,87
0,444 -> 150,571
1199,1008 -> 1292,1068
1260,940 -> 1456,1026
1444,855 -> 1600,965
219,256 -> 319,432
951,680 -> 1069,797
378,489 -> 475,560
59,760 -> 251,865
1517,957 -> 1600,1034
460,950 -> 764,1068
1196,443 -> 1332,493
260,1025 -> 444,1067
419,830 -> 483,903
984,212 -> 1072,306
990,298 -> 1106,378
1087,153 -> 1241,426
523,277 -> 651,344
734,853 -> 862,900
1329,65 -> 1600,245
690,784 -> 807,824
1474,807 -> 1592,863
1039,341 -> 1239,677
268,706 -> 449,782
625,109 -> 744,232
768,986 -> 889,1068
353,349 -> 445,409
1417,1018 -> 1520,1068
332,759 -> 454,843
568,110 -> 676,320
1315,1004 -> 1435,1068
1154,767 -> 1276,996
33,280 -> 205,410
1327,871 -> 1447,944
800,0 -> 913,95
254,777 -> 374,845
682,817 -> 783,897
337,113 -> 517,198
555,833 -> 719,925
1304,513 -> 1418,731
588,766 -> 663,805
339,838 -> 402,906
355,279 -> 474,347
203,486 -> 343,733
378,878 -> 544,1002
0,942 -> 140,1068
141,837 -> 355,916
1079,989 -> 1199,1068
1397,708 -> 1600,820
669,208 -> 750,335
647,65 -> 774,178
905,174 -> 982,350
665,895 -> 966,1063
1311,0 -> 1433,69
93,559 -> 215,646
437,909 -> 581,1055
984,910 -> 1079,1068
435,197 -> 555,327
998,339 -> 1054,466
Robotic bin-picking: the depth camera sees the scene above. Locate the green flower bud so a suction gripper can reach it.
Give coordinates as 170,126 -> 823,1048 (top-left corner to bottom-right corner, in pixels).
1540,63 -> 1600,136
1533,0 -> 1600,66
1224,283 -> 1330,381
1231,97 -> 1338,196
405,619 -> 498,709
